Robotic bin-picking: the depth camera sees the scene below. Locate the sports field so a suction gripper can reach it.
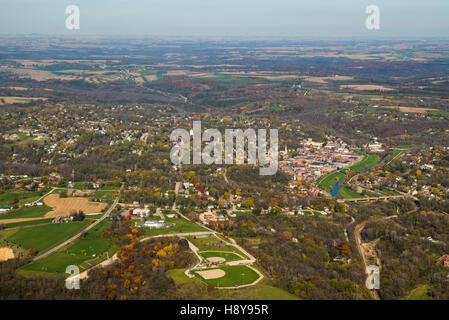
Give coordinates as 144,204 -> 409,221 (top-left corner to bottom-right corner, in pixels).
194,265 -> 261,288
166,268 -> 299,300
200,251 -> 243,262
187,236 -> 248,258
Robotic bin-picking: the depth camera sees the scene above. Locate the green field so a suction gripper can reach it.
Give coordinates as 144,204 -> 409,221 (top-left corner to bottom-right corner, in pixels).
93,190 -> 115,201
1,218 -> 53,228
166,269 -> 299,300
21,220 -> 117,276
407,284 -> 430,300
339,186 -> 364,198
166,268 -> 299,299
200,251 -> 243,262
6,220 -> 90,252
194,265 -> 260,287
0,204 -> 52,220
428,109 -> 449,117
0,190 -> 45,206
347,153 -> 380,172
317,170 -> 345,193
141,216 -> 207,237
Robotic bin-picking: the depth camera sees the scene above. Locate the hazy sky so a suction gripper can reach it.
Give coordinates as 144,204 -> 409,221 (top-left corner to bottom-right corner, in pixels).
0,0 -> 448,37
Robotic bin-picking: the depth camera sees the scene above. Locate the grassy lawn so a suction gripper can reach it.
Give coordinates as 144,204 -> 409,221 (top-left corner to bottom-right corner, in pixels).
347,153 -> 380,172
141,216 -> 207,237
200,251 -> 243,262
407,284 -> 430,300
317,171 -> 345,193
0,204 -> 52,220
339,186 -> 364,198
21,220 -> 117,276
93,190 -> 115,201
6,220 -> 90,252
194,265 -> 260,287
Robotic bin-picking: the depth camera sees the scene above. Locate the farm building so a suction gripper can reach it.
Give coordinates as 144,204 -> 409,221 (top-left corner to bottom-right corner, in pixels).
0,206 -> 11,213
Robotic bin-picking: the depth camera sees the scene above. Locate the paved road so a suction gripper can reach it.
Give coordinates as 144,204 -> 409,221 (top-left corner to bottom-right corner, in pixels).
33,184 -> 123,262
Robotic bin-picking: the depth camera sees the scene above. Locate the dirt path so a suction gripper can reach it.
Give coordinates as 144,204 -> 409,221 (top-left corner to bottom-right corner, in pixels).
354,207 -> 419,300
344,214 -> 355,242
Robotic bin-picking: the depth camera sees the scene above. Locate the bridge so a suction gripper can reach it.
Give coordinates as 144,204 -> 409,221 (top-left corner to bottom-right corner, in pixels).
337,194 -> 416,203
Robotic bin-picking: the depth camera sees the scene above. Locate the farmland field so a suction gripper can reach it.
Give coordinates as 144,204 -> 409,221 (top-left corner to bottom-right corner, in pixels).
0,205 -> 52,221
0,190 -> 45,206
43,194 -> 107,217
0,218 -> 53,228
21,220 -> 117,276
6,220 -> 90,252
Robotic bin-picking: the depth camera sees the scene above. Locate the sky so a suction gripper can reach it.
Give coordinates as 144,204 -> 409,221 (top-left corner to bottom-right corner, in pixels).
0,0 -> 448,37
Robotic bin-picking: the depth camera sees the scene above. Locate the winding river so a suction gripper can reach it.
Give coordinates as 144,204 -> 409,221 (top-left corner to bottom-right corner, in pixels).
330,155 -> 388,198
